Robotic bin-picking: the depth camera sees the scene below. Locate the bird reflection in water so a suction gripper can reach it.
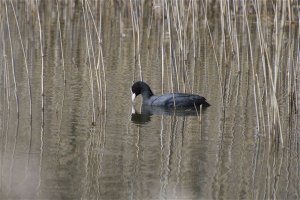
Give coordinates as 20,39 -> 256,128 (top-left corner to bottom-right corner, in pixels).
131,104 -> 208,125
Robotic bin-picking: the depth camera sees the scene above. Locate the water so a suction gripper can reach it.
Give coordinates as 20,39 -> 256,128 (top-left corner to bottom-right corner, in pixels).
0,1 -> 299,199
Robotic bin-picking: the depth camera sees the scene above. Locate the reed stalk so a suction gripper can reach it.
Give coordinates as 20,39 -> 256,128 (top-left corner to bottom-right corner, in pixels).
56,0 -> 66,85
10,0 -> 32,122
170,0 -> 180,91
35,0 -> 44,191
190,0 -> 196,92
130,0 -> 143,81
172,0 -> 182,91
243,0 -> 261,133
183,1 -> 191,92
98,4 -> 107,112
161,0 -> 165,93
4,5 -> 20,187
86,0 -> 107,112
4,0 -> 19,121
164,0 -> 175,95
86,0 -> 102,110
55,0 -> 68,158
2,20 -> 10,171
252,0 -> 286,144
8,0 -> 34,180
201,0 -> 222,102
82,0 -> 96,124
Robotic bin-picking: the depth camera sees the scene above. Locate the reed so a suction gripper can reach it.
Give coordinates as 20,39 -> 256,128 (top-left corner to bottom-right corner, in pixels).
86,0 -> 107,112
4,3 -> 20,180
2,16 -> 10,167
10,0 -> 32,123
127,0 -> 298,146
1,0 -> 298,145
82,0 -> 96,124
34,0 -> 44,128
35,0 -> 44,191
130,0 -> 143,81
56,0 -> 66,86
252,0 -> 284,144
161,0 -> 165,93
4,0 -> 19,121
55,0 -> 67,137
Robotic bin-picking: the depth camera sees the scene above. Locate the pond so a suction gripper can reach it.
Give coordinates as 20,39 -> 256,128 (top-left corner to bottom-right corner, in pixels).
0,1 -> 299,199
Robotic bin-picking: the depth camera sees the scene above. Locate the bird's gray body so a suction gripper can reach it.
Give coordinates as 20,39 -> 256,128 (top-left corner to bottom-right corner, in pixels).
145,93 -> 209,108
131,81 -> 210,108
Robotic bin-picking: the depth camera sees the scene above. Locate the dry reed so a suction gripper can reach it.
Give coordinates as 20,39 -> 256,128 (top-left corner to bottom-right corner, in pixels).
1,0 -> 298,146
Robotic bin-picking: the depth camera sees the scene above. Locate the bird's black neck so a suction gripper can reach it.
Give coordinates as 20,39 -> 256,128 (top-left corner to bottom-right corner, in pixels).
141,89 -> 153,99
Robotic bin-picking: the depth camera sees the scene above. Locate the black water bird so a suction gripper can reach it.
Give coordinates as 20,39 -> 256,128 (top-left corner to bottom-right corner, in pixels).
131,81 -> 210,108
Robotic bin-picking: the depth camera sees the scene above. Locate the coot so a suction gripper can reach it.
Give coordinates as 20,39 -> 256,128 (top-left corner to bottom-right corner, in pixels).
131,81 -> 210,108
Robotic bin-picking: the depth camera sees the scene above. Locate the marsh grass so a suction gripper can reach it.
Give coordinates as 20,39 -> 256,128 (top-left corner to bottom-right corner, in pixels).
2,0 -> 299,143
126,0 -> 299,148
1,0 -> 299,155
149,1 -> 293,141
